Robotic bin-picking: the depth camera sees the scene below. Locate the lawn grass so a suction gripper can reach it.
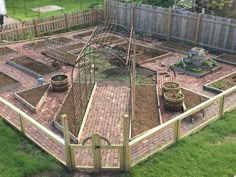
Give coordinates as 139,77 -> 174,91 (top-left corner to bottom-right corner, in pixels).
126,110 -> 236,177
5,0 -> 104,20
0,118 -> 69,177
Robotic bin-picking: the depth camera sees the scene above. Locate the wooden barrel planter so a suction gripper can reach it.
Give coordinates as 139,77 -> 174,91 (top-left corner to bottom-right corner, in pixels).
51,74 -> 69,92
162,81 -> 181,96
163,91 -> 184,112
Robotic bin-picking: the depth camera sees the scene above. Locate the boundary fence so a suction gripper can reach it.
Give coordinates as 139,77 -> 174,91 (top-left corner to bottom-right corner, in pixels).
0,9 -> 103,41
105,0 -> 236,54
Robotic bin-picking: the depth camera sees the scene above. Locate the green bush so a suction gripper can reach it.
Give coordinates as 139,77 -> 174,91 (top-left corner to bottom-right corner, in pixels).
141,0 -> 175,7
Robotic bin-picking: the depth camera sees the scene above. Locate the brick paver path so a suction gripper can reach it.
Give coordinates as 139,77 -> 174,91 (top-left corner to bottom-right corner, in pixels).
76,85 -> 130,167
0,32 -> 236,171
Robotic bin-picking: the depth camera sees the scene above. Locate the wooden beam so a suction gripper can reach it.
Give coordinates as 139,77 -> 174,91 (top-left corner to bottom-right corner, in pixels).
62,114 -> 73,171
194,13 -> 201,46
123,114 -> 130,171
19,114 -> 25,134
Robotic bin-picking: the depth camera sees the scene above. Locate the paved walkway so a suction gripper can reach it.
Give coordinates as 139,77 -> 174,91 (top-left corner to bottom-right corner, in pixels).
0,30 -> 236,172
76,85 -> 130,167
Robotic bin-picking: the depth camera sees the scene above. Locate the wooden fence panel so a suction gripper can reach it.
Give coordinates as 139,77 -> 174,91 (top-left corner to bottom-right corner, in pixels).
0,9 -> 102,41
106,0 -> 236,54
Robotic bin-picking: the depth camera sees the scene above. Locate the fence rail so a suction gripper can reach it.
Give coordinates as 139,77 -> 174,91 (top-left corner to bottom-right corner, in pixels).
0,9 -> 103,41
0,96 -> 66,164
129,85 -> 236,166
106,0 -> 236,54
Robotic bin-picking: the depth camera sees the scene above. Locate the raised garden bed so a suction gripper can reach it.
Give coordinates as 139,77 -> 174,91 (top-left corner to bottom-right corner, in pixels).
42,43 -> 85,65
93,35 -> 126,44
0,72 -> 21,93
7,56 -> 57,78
15,84 -> 50,112
170,64 -> 221,78
160,88 -> 208,123
51,37 -> 73,44
23,40 -> 47,50
132,85 -> 160,137
204,71 -> 236,94
214,53 -> 236,66
120,43 -> 171,64
53,83 -> 95,142
0,46 -> 16,56
159,41 -> 193,54
182,88 -> 208,110
73,30 -> 93,39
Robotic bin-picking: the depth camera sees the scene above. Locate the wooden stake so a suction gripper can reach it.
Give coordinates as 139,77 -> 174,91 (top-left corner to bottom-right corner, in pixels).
174,119 -> 181,142
92,133 -> 102,171
123,114 -> 130,171
219,95 -> 225,117
62,114 -> 73,171
19,114 -> 25,134
194,14 -> 201,46
33,19 -> 39,37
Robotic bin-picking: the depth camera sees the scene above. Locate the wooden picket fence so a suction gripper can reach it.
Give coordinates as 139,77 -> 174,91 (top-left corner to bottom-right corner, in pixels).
105,0 -> 236,54
0,9 -> 103,41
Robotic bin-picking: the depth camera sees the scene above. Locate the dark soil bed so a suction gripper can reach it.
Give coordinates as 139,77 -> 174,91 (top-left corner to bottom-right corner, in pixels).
215,53 -> 236,64
58,43 -> 85,52
55,83 -> 92,135
23,40 -> 46,50
17,84 -> 50,107
132,85 -> 159,137
159,41 -> 193,53
52,37 -> 73,44
0,72 -> 19,88
160,88 -> 208,122
182,89 -> 208,110
0,46 -> 15,56
10,56 -> 56,75
73,31 -> 93,38
94,35 -> 125,44
120,43 -> 168,62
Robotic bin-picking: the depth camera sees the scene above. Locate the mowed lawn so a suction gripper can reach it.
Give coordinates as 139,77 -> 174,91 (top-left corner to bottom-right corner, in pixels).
0,118 -> 69,177
5,0 -> 103,20
126,110 -> 236,177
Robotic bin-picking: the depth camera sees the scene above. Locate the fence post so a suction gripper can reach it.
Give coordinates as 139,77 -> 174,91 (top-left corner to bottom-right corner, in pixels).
123,114 -> 131,171
219,95 -> 225,117
62,114 -> 73,171
194,13 -> 201,46
19,114 -> 25,134
104,0 -> 107,21
33,19 -> 39,37
174,119 -> 181,142
64,13 -> 69,31
166,9 -> 172,41
130,3 -> 135,27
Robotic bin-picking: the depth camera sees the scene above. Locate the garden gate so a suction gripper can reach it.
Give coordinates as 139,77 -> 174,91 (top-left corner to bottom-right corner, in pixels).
71,133 -> 124,171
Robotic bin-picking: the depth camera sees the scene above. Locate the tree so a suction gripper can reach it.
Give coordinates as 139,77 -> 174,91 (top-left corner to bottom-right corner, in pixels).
141,0 -> 176,8
195,0 -> 233,13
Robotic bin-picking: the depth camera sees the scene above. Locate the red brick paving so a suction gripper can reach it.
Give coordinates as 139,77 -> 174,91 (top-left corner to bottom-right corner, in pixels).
0,32 -> 236,171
